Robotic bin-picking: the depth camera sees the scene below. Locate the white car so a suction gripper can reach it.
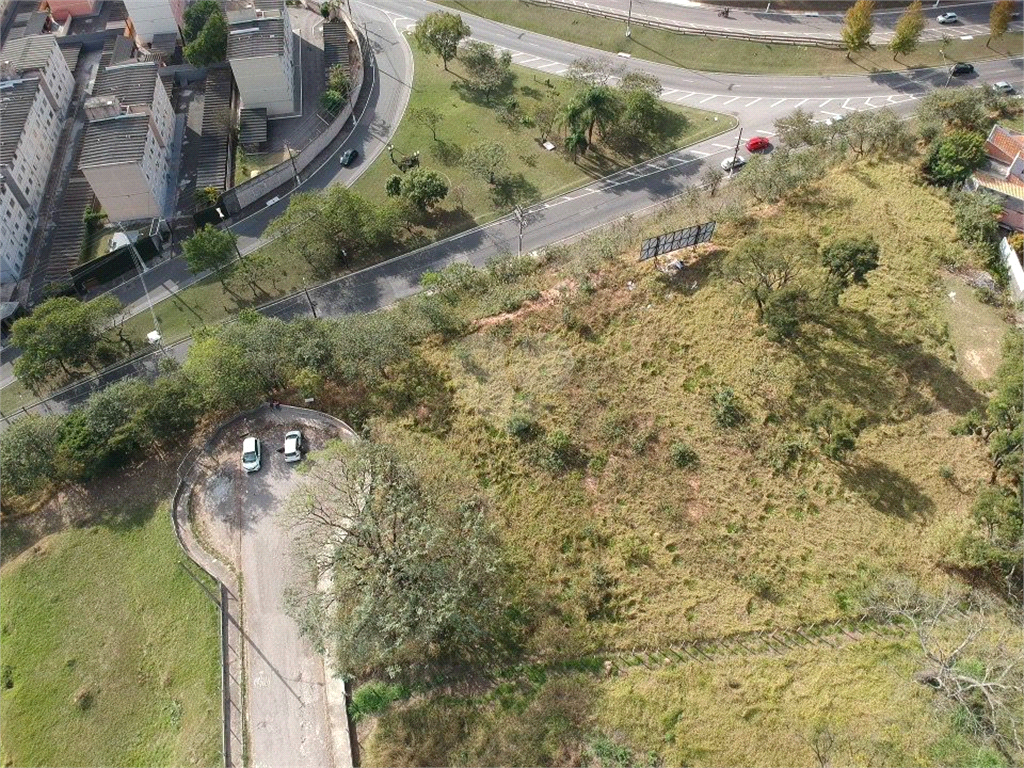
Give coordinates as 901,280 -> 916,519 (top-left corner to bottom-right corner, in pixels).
721,156 -> 747,172
241,436 -> 262,473
283,430 -> 303,463
993,81 -> 1016,95
936,12 -> 958,24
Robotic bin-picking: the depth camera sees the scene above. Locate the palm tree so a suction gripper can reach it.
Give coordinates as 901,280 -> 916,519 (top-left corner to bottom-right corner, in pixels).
564,130 -> 588,164
568,86 -> 620,145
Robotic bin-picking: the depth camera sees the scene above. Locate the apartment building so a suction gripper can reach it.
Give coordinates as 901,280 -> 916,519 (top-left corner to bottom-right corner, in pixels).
79,61 -> 174,221
0,35 -> 75,283
226,0 -> 294,117
123,0 -> 185,44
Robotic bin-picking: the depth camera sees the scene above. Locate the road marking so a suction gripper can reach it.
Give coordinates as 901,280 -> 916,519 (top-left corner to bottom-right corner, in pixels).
515,55 -> 539,63
662,88 -> 678,96
794,98 -> 808,108
691,150 -> 710,157
723,96 -> 739,105
537,61 -> 560,69
819,99 -> 833,107
700,95 -> 717,103
821,110 -> 842,118
842,98 -> 853,109
770,98 -> 787,107
712,142 -> 733,149
746,97 -> 761,107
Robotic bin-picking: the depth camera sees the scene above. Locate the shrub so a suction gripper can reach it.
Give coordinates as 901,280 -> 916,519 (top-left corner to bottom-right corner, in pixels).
711,388 -> 747,429
506,413 -> 539,441
538,429 -> 582,472
670,441 -> 699,469
349,681 -> 410,722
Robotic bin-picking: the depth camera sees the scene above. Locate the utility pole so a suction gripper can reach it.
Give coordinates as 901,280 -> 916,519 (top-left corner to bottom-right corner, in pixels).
626,0 -> 633,37
513,205 -> 528,256
121,223 -> 162,346
730,128 -> 743,170
302,279 -> 318,318
285,142 -> 300,187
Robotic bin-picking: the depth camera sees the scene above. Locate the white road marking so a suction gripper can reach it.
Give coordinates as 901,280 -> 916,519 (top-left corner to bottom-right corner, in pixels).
723,96 -> 739,105
794,98 -> 808,108
700,95 -> 717,103
770,98 -> 788,107
746,97 -> 761,107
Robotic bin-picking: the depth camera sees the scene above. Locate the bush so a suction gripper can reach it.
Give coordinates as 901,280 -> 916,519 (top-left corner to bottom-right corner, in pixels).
922,130 -> 986,187
538,429 -> 582,472
670,441 -> 699,469
349,681 -> 410,722
711,388 -> 747,429
506,413 -> 539,441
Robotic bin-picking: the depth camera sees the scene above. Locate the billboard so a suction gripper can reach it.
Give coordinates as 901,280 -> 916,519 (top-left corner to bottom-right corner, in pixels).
639,221 -> 716,261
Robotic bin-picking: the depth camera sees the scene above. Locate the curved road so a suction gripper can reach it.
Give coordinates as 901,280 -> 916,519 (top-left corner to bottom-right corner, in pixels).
2,4 -> 1021,419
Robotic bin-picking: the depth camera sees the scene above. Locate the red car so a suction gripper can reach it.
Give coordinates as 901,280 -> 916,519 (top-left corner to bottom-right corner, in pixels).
745,136 -> 771,152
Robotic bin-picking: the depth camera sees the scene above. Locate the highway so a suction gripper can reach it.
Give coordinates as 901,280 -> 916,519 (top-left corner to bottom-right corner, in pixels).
1,0 -> 1021,420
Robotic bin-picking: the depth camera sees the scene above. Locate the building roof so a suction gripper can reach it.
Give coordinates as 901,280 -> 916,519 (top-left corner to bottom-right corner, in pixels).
1,35 -> 59,76
999,208 -> 1024,233
973,171 -> 1024,202
239,107 -> 268,146
110,35 -> 136,65
0,79 -> 40,167
227,16 -> 287,59
58,41 -> 83,72
79,113 -> 151,167
985,125 -> 1024,165
92,61 -> 158,107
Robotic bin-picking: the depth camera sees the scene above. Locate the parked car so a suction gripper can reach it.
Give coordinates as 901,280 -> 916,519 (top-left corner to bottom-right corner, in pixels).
340,148 -> 358,166
950,62 -> 975,76
241,436 -> 262,473
745,136 -> 771,152
936,12 -> 958,24
993,81 -> 1016,94
721,155 -> 747,172
283,430 -> 303,463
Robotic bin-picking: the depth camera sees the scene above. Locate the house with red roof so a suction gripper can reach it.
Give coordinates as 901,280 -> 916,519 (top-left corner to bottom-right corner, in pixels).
968,125 -> 1024,233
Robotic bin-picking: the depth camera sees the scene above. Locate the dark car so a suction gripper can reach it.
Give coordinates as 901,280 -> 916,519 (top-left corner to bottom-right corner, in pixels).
340,148 -> 358,166
950,62 -> 975,76
745,136 -> 771,153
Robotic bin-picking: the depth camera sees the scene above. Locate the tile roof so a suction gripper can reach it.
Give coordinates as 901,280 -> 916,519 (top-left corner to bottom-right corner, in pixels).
228,16 -> 287,59
92,61 -> 158,107
79,113 -> 151,167
1,35 -> 59,76
239,107 -> 267,146
985,125 -> 1024,164
0,78 -> 40,167
973,171 -> 1024,202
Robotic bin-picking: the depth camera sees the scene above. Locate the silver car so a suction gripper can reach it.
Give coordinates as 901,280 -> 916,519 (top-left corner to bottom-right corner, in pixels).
241,436 -> 262,473
283,430 -> 303,463
721,156 -> 746,172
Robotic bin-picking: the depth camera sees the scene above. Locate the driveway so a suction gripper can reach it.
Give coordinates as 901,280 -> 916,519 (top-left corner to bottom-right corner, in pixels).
190,407 -> 355,768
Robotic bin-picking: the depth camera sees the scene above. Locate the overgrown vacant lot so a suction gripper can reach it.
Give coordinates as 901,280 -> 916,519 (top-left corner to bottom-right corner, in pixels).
358,160 -> 1016,762
0,476 -> 221,767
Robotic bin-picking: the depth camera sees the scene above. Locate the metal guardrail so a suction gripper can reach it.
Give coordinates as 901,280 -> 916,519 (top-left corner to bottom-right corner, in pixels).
522,0 -> 846,49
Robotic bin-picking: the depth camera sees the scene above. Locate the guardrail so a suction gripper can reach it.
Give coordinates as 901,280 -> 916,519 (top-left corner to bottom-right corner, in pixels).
522,0 -> 846,49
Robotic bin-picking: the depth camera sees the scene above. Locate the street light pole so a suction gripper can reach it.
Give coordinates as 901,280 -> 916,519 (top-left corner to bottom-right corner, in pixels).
121,223 -> 161,346
626,0 -> 633,37
285,142 -> 300,187
302,279 -> 318,318
513,205 -> 529,256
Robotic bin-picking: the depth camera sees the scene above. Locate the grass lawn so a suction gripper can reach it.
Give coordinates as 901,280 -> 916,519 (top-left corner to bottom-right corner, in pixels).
439,0 -> 1023,76
352,43 -> 734,223
235,147 -> 290,186
363,638 -> 1005,767
0,486 -> 222,767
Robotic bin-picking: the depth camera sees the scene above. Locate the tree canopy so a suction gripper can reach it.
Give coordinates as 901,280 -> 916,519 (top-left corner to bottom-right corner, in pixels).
889,0 -> 924,60
990,0 -> 1015,41
460,41 -> 513,102
841,0 -> 875,58
465,141 -> 508,185
922,129 -> 987,186
183,1 -> 227,66
182,224 -> 238,279
413,11 -> 470,70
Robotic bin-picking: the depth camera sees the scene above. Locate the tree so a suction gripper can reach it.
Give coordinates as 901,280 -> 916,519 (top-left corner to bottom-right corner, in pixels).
385,174 -> 403,197
530,93 -> 562,142
0,413 -> 62,496
820,235 -> 880,303
11,295 -> 121,386
182,0 -> 218,42
915,88 -> 1007,139
762,286 -> 811,341
183,224 -> 238,281
465,141 -> 508,185
321,90 -> 344,114
619,70 -> 662,97
230,249 -> 275,297
840,108 -> 913,157
565,56 -> 616,88
460,41 -> 513,102
564,130 -> 588,163
922,129 -> 986,186
722,232 -> 815,317
739,147 -> 826,204
197,186 -> 220,207
565,85 -> 620,145
327,64 -> 350,98
990,0 -> 1015,43
774,108 -> 827,148
620,87 -> 664,139
412,11 -> 470,71
841,0 -> 875,59
398,168 -> 449,211
701,165 -> 725,196
889,0 -> 924,60
409,106 -> 442,141
806,399 -> 865,461
952,191 -> 1003,248
183,4 -> 227,66
182,330 -> 267,413
284,440 -> 504,675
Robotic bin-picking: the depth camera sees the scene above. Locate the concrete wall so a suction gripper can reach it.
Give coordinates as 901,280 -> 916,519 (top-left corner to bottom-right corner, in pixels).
1001,237 -> 1024,302
231,55 -> 294,116
82,161 -> 160,220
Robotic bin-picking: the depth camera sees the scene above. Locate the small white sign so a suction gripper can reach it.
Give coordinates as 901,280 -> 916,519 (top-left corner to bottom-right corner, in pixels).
617,52 -> 632,58
542,141 -> 556,151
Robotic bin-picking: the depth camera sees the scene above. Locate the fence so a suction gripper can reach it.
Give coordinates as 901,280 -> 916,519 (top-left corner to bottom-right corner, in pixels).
523,0 -> 846,48
221,15 -> 366,215
1000,237 -> 1024,302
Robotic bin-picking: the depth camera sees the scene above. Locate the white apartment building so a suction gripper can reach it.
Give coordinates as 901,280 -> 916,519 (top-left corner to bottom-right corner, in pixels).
123,0 -> 185,44
227,0 -> 294,117
0,36 -> 75,283
79,61 -> 174,221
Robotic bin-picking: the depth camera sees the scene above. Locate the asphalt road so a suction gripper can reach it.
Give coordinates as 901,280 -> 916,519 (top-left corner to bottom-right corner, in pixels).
548,0 -> 1024,42
2,4 -> 1021,420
